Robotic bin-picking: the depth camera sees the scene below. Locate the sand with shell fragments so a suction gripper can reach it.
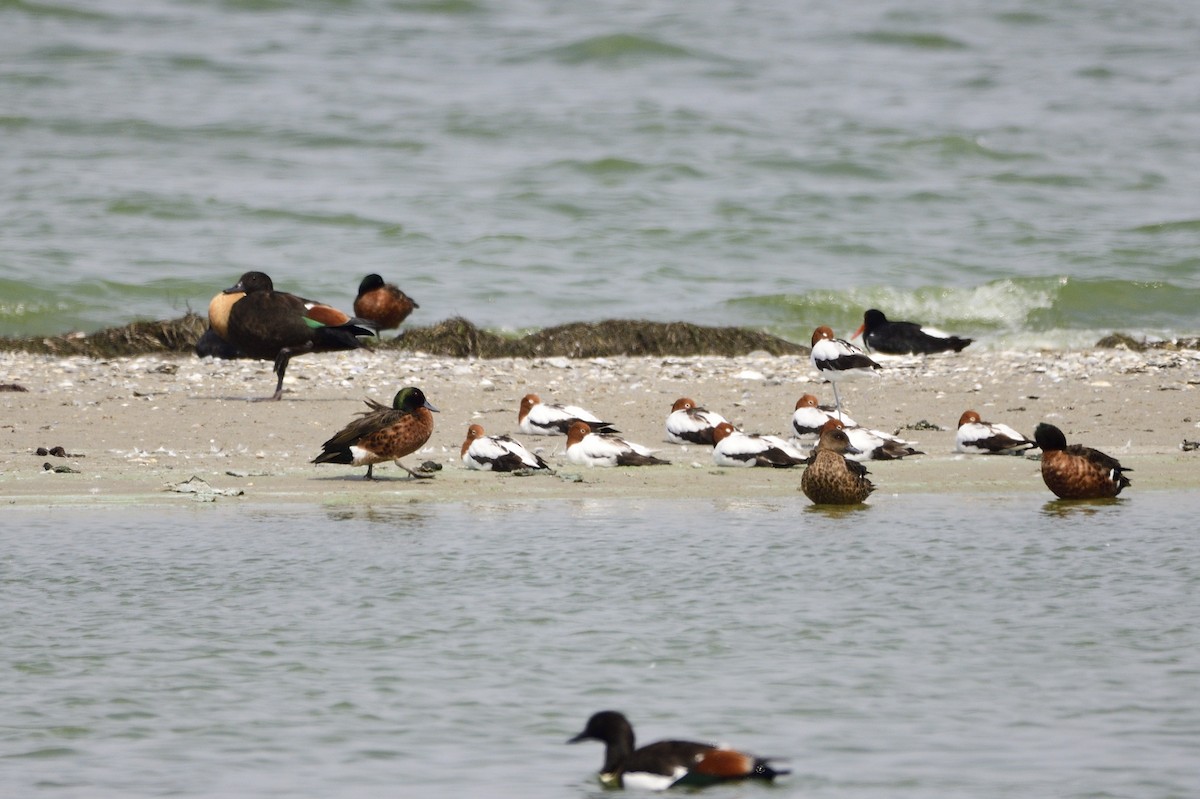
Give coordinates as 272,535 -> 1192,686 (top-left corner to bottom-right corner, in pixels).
1,345 -> 1197,508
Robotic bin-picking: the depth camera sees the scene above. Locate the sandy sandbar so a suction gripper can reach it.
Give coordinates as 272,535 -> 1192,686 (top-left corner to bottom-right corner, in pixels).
2,345 -> 1197,508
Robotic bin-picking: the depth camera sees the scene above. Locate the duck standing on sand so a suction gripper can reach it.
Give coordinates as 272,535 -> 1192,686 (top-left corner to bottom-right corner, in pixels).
519,393 -> 617,436
565,421 -> 668,468
801,421 -> 875,505
853,308 -> 972,355
212,271 -> 376,401
1034,422 -> 1131,499
312,387 -> 437,480
809,325 -> 881,419
461,424 -> 548,472
197,287 -> 246,359
665,398 -> 730,445
353,273 -> 419,332
956,410 -> 1036,455
568,710 -> 788,790
711,422 -> 807,468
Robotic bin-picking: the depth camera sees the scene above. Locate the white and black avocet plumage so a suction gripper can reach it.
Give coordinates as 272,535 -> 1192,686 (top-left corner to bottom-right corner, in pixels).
955,410 -> 1036,455
461,424 -> 548,472
665,397 -> 730,446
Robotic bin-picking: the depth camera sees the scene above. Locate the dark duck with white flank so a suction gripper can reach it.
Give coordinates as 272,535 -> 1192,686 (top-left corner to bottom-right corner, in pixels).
1034,422 -> 1131,499
214,271 -> 376,400
568,710 -> 788,790
353,273 -> 419,332
312,387 -> 437,480
853,308 -> 972,355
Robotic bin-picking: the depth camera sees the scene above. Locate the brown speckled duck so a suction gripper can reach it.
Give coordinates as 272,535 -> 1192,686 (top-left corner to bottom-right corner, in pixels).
801,421 -> 875,505
1034,422 -> 1131,499
312,387 -> 437,480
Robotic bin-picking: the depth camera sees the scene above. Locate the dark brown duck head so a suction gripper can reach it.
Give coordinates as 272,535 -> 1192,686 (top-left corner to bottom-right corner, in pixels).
225,271 -> 274,295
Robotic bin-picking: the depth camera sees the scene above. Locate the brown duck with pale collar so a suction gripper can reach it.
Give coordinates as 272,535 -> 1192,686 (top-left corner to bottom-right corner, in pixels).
212,271 -> 376,401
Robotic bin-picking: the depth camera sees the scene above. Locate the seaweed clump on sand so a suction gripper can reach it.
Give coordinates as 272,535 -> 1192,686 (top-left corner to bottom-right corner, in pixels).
1096,333 -> 1200,352
381,317 -> 808,358
0,314 -> 209,358
0,315 -> 806,359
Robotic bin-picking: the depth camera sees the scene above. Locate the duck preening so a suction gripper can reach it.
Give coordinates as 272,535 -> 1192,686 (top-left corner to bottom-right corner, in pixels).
210,271 -> 376,401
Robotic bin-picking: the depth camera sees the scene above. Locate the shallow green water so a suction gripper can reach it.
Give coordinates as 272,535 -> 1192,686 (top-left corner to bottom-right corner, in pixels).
3,1 -> 1200,344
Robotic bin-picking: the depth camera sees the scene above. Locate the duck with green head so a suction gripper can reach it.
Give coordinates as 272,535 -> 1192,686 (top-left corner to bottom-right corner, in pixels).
312,387 -> 438,480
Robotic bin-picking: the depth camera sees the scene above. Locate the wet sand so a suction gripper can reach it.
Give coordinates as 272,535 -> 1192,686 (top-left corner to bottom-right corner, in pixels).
1,345 -> 1197,507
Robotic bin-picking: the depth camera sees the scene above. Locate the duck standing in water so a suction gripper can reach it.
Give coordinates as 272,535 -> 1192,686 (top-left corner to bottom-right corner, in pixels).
1034,422 -> 1131,499
312,387 -> 437,480
213,271 -> 376,401
801,421 -> 875,505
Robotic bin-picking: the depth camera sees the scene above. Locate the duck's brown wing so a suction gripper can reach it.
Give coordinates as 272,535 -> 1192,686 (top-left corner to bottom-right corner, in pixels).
1068,443 -> 1132,489
321,408 -> 406,450
845,456 -> 872,480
